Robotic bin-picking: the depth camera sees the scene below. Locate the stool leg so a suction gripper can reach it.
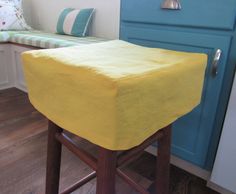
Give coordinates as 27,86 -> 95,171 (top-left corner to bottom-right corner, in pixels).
46,120 -> 63,194
96,147 -> 117,194
156,125 -> 171,194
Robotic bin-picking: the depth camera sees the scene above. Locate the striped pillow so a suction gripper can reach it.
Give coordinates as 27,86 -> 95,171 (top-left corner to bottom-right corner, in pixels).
57,8 -> 95,37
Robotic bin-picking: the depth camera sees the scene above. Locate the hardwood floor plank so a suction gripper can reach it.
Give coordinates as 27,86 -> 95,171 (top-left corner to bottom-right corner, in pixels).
0,88 -> 25,99
0,113 -> 47,150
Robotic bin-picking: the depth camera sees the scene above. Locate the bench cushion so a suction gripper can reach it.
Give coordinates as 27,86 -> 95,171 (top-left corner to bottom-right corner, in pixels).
22,40 -> 207,150
9,31 -> 105,48
0,31 -> 17,42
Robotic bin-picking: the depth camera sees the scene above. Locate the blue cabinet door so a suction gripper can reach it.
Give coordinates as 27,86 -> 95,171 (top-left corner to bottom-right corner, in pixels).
120,26 -> 232,168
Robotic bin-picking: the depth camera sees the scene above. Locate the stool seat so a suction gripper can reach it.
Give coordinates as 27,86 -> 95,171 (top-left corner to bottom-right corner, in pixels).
22,40 -> 207,150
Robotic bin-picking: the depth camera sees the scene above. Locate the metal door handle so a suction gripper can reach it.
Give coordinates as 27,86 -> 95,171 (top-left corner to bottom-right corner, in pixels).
211,49 -> 222,77
161,0 -> 181,10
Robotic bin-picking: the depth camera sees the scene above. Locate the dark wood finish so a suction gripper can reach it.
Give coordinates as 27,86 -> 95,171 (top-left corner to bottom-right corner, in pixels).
117,168 -> 149,194
96,147 -> 117,194
0,42 -> 46,50
46,122 -> 170,194
11,42 -> 41,49
61,171 -> 96,194
45,121 -> 63,194
55,132 -> 97,170
117,130 -> 164,167
156,125 -> 172,194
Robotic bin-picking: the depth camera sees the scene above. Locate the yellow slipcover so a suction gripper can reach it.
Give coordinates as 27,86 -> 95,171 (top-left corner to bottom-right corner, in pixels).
22,40 -> 207,150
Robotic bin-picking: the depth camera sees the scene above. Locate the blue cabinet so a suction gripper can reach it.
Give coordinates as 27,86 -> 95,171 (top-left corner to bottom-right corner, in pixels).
120,0 -> 236,169
121,0 -> 236,30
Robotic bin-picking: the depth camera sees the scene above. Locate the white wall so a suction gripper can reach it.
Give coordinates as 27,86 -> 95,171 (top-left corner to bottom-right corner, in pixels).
210,72 -> 236,193
22,0 -> 120,39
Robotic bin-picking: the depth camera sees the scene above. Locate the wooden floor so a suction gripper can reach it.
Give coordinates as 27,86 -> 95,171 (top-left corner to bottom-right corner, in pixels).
0,88 -> 219,194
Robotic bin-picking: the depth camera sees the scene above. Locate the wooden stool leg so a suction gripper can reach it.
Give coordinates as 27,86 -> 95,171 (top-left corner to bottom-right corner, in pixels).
156,125 -> 171,194
96,147 -> 117,194
46,120 -> 63,194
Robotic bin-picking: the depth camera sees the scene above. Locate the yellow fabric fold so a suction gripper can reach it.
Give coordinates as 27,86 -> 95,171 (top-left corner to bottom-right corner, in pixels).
22,40 -> 207,150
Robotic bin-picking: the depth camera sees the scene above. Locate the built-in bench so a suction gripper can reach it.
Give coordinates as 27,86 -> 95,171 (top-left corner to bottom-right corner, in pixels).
0,30 -> 106,91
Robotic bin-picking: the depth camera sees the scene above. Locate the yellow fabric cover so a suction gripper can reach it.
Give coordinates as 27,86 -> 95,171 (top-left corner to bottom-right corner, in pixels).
22,40 -> 207,150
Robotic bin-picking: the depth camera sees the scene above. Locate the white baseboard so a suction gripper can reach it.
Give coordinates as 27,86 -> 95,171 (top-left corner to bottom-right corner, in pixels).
15,84 -> 27,93
0,85 -> 15,91
207,181 -> 236,194
145,145 -> 210,180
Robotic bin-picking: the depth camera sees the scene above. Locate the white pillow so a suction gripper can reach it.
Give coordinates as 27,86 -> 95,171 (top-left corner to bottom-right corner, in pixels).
0,0 -> 31,30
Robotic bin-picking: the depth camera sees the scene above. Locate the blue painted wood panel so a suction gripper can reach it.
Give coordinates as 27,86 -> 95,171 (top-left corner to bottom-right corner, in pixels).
120,25 -> 232,167
121,0 -> 236,30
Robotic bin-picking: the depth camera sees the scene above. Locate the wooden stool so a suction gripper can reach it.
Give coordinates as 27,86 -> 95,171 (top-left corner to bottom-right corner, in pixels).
45,120 -> 171,194
22,41 -> 206,194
